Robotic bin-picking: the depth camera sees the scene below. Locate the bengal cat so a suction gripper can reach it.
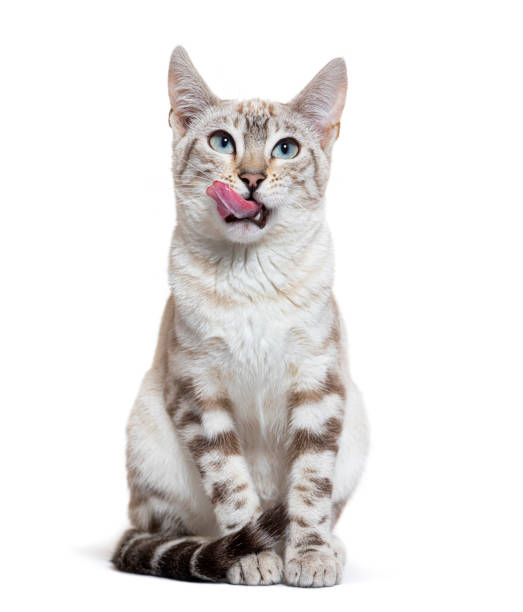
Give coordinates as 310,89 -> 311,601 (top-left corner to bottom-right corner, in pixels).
112,46 -> 369,588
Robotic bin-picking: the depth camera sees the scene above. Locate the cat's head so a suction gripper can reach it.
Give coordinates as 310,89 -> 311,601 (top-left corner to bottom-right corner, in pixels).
168,47 -> 347,245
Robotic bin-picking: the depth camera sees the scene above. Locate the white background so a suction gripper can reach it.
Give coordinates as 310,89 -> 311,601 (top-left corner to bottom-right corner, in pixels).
1,1 -> 522,610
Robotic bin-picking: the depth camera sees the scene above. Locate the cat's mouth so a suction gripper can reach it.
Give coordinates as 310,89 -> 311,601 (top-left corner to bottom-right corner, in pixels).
224,203 -> 270,229
206,181 -> 270,230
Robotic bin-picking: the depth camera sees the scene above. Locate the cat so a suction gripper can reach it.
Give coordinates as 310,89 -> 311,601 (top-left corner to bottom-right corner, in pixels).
112,46 -> 369,588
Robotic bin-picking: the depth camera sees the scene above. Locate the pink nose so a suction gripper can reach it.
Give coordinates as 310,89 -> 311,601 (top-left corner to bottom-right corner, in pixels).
240,173 -> 266,190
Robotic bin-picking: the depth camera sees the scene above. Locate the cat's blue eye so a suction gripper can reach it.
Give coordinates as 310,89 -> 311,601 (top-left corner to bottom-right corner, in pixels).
209,131 -> 236,155
271,138 -> 299,159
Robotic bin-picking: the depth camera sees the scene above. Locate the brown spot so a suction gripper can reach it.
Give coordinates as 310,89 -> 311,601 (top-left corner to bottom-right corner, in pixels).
290,515 -> 310,528
202,396 -> 233,414
318,514 -> 329,525
309,477 -> 333,498
321,303 -> 341,350
294,178 -> 306,189
288,371 -> 345,411
146,513 -> 167,534
296,533 -> 325,549
301,496 -> 315,507
244,111 -> 269,141
226,522 -> 239,530
177,410 -> 202,428
322,372 -> 346,400
330,299 -> 341,344
188,430 -> 241,459
168,377 -> 196,417
290,417 -> 343,462
209,458 -> 225,471
288,387 -> 323,410
179,137 -> 197,177
294,484 -> 310,493
234,498 -> 247,510
211,480 -> 230,505
232,483 -> 248,494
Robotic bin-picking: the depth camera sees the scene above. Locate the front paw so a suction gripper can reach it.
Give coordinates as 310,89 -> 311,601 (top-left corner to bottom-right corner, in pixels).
227,550 -> 283,586
284,549 -> 342,587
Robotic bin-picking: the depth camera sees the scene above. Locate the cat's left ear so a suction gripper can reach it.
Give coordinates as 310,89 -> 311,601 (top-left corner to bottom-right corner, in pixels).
289,58 -> 347,148
168,46 -> 218,135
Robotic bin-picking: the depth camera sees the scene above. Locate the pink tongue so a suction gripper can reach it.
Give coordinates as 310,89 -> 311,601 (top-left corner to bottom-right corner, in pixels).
206,180 -> 260,219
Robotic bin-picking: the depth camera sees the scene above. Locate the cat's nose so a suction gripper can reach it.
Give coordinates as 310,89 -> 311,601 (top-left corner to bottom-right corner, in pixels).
240,173 -> 266,191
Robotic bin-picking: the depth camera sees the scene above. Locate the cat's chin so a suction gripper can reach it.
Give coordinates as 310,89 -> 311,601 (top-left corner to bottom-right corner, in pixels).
219,208 -> 273,244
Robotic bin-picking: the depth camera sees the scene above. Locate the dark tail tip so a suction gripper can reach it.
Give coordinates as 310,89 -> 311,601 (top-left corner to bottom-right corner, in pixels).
193,504 -> 289,581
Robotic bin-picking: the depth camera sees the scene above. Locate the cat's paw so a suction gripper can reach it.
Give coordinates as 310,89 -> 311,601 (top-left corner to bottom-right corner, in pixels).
284,549 -> 342,588
227,550 -> 283,586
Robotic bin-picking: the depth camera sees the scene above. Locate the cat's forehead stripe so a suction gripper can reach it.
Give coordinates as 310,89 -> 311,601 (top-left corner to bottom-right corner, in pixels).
212,100 -> 301,141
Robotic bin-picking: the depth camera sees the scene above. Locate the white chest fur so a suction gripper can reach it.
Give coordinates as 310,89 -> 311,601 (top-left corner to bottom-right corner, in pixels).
168,230 -> 336,504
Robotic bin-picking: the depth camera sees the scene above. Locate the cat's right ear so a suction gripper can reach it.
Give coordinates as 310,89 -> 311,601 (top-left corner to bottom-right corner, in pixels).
289,58 -> 347,149
168,46 -> 218,135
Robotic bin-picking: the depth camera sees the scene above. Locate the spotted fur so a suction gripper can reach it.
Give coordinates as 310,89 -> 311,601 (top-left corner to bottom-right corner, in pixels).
113,47 -> 369,587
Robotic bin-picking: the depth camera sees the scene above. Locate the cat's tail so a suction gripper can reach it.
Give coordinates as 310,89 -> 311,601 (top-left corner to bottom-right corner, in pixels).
111,504 -> 288,582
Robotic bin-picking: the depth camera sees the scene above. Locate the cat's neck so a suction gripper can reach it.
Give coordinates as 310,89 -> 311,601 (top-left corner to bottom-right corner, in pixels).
169,212 -> 334,310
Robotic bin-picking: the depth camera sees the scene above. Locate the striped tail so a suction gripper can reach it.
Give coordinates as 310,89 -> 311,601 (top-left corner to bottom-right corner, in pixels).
112,504 -> 288,582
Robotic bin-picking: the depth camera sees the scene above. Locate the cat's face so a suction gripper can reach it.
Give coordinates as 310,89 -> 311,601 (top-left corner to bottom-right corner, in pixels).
168,48 -> 347,245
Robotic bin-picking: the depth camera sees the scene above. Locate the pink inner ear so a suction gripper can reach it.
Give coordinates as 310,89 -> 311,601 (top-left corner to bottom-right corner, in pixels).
206,181 -> 260,219
317,88 -> 346,145
290,58 -> 347,147
320,121 -> 341,147
326,93 -> 345,131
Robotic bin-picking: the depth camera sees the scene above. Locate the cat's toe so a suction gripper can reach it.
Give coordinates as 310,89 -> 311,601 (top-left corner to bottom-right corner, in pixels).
227,559 -> 243,584
257,550 -> 283,585
284,550 -> 342,588
227,550 -> 282,586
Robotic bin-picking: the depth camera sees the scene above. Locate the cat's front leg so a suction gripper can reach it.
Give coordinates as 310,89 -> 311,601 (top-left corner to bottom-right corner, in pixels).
284,372 -> 346,587
167,377 -> 283,584
168,378 -> 261,534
